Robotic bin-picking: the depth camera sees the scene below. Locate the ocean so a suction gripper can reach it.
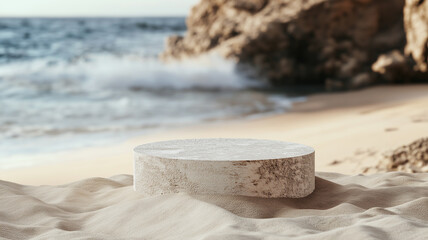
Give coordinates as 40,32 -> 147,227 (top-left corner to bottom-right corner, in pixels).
0,17 -> 296,169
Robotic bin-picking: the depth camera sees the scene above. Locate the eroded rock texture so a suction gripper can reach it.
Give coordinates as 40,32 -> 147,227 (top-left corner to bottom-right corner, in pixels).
371,50 -> 413,82
162,0 -> 406,89
380,138 -> 428,173
405,0 -> 428,72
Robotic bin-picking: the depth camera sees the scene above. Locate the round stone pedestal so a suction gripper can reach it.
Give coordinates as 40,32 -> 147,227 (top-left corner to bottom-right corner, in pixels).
134,138 -> 315,198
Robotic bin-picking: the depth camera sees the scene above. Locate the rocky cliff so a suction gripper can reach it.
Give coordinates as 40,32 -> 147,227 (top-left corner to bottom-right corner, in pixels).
405,0 -> 428,72
162,0 -> 408,89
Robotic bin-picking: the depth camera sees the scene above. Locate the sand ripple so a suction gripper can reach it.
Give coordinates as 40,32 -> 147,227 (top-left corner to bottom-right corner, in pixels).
1,172 -> 428,239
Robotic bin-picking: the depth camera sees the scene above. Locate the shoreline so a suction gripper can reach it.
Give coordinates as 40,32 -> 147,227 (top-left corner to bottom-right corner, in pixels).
1,84 -> 428,185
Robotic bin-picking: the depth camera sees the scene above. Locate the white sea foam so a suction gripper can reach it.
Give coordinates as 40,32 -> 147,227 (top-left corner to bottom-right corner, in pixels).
0,53 -> 263,94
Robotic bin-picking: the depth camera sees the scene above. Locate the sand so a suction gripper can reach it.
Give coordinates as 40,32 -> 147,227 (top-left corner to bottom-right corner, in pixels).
1,85 -> 428,185
1,85 -> 428,239
1,172 -> 428,239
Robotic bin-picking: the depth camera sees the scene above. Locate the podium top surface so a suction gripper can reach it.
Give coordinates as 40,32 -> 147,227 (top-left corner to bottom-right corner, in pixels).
134,138 -> 314,161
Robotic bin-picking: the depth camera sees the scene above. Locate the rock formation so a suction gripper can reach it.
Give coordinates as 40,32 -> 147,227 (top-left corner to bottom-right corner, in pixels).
162,0 -> 407,89
378,138 -> 428,173
371,0 -> 428,83
404,0 -> 428,72
371,50 -> 413,82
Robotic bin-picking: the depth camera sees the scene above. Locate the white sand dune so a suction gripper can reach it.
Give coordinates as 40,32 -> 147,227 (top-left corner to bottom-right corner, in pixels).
2,172 -> 428,239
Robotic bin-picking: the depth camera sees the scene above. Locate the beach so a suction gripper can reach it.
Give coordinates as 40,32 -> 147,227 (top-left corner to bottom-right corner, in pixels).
2,172 -> 428,239
1,85 -> 428,239
1,85 -> 427,185
2,0 -> 428,239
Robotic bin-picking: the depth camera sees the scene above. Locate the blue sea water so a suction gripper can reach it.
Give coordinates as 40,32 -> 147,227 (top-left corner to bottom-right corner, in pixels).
0,17 -> 295,169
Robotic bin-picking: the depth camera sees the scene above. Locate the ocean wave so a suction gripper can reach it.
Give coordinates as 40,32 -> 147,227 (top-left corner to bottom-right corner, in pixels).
0,54 -> 264,94
134,21 -> 186,31
0,17 -> 292,164
0,17 -> 186,64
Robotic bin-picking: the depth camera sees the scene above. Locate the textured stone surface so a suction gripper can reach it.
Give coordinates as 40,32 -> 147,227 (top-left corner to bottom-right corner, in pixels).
376,138 -> 428,173
404,0 -> 428,72
134,138 -> 315,198
161,0 -> 406,89
371,50 -> 413,82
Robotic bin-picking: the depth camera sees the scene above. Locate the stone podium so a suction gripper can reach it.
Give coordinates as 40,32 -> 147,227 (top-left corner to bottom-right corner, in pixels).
134,138 -> 315,198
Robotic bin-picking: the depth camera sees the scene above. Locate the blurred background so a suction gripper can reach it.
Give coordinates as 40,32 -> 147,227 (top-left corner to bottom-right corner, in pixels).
1,0 -> 427,176
0,0 -> 297,169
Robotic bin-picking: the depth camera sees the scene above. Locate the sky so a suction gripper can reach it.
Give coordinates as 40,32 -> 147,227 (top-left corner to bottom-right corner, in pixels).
0,0 -> 200,17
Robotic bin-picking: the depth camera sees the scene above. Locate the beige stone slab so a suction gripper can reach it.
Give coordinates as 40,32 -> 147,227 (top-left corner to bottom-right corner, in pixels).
134,138 -> 315,198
